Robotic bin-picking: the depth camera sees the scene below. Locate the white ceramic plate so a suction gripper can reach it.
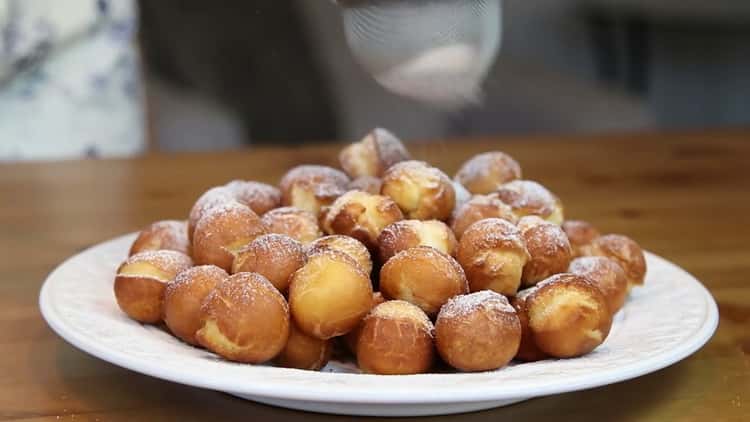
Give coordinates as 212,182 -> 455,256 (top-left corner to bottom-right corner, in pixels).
39,233 -> 718,417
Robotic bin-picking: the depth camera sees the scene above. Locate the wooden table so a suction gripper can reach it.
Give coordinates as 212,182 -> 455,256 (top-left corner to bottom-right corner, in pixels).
2,130 -> 748,421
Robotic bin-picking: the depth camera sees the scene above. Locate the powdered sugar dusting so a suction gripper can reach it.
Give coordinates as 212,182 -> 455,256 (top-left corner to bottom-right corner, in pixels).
368,300 -> 434,335
171,265 -> 228,289
494,180 -> 558,216
132,220 -> 189,255
439,290 -> 515,320
463,218 -> 524,250
519,216 -> 571,257
261,207 -> 322,243
280,165 -> 350,193
189,187 -> 236,226
225,180 -> 281,215
371,128 -> 411,169
124,250 -> 193,271
213,272 -> 288,311
238,233 -> 305,269
455,152 -> 522,189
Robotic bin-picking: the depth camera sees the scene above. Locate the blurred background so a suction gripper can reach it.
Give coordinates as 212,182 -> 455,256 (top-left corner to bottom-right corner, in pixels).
1,0 -> 749,160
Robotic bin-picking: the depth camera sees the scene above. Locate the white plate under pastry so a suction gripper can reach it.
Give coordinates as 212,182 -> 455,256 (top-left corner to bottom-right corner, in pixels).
39,233 -> 718,417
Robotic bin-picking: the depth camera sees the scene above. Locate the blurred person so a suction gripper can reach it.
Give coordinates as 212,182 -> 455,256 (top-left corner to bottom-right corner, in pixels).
0,0 -> 144,161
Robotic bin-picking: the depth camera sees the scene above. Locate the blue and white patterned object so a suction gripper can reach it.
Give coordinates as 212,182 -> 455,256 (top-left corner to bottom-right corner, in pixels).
0,0 -> 145,161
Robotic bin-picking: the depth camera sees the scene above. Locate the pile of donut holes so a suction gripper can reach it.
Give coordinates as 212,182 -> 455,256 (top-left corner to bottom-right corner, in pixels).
114,128 -> 647,374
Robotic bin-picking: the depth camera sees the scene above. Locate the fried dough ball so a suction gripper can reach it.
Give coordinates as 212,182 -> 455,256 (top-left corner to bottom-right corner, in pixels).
114,250 -> 193,323
494,180 -> 564,224
260,206 -> 322,244
509,287 -> 549,362
288,250 -> 374,339
344,292 -> 387,354
380,246 -> 468,317
377,219 -> 457,263
454,151 -> 522,195
357,301 -> 435,375
196,272 -> 290,363
224,180 -> 281,216
381,161 -> 455,221
275,322 -> 333,371
321,190 -> 404,250
518,216 -> 573,286
187,186 -> 237,240
188,181 -> 280,240
526,273 -> 612,358
581,234 -> 647,290
192,202 -> 267,271
279,165 -> 350,217
129,220 -> 190,256
232,234 -> 306,293
562,220 -> 601,258
348,176 -> 383,195
163,265 -> 228,345
435,291 -> 521,371
450,193 -> 518,239
338,128 -> 411,178
307,235 -> 372,276
456,218 -> 529,296
569,256 -> 629,313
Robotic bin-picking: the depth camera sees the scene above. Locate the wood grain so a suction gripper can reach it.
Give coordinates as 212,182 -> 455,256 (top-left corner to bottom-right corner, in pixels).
1,130 -> 748,421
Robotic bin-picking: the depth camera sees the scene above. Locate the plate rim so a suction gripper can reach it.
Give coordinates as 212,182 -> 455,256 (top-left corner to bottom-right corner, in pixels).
39,233 -> 719,405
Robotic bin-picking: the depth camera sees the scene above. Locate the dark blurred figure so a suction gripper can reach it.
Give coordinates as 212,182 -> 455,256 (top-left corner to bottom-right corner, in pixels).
139,0 -> 338,144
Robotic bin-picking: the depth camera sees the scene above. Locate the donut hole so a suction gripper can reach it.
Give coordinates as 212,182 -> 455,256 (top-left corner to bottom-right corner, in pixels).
415,221 -> 455,253
289,252 -> 373,339
341,141 -> 377,177
468,249 -> 526,294
530,289 -> 601,332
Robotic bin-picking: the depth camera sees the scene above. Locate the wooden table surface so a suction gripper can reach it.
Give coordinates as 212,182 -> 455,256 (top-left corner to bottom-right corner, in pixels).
2,130 -> 749,421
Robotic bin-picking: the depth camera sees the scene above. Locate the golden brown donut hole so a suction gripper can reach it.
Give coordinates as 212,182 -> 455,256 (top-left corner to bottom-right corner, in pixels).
196,272 -> 290,363
288,250 -> 373,339
114,250 -> 193,324
581,234 -> 647,290
377,219 -> 458,263
435,291 -> 521,372
224,180 -> 281,216
339,128 -> 411,178
261,206 -> 322,244
279,165 -> 350,217
357,300 -> 435,375
526,273 -> 612,358
232,234 -> 306,293
307,235 -> 373,276
569,256 -> 629,313
381,160 -> 456,221
191,202 -> 267,271
494,180 -> 564,225
163,265 -> 228,345
380,246 -> 468,317
456,218 -> 529,296
450,193 -> 518,240
562,220 -> 601,258
130,220 -> 190,256
518,216 -> 573,287
454,151 -> 522,195
321,190 -> 404,250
